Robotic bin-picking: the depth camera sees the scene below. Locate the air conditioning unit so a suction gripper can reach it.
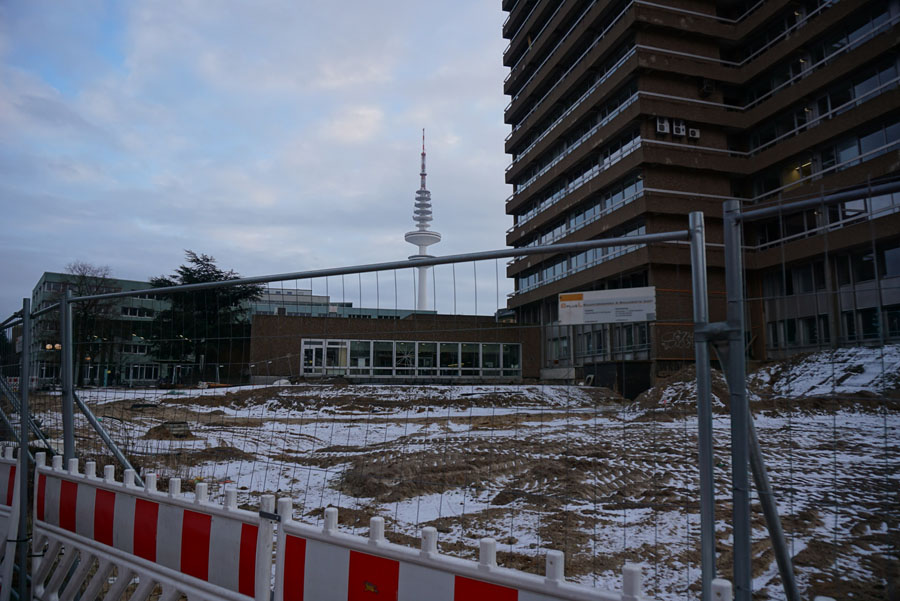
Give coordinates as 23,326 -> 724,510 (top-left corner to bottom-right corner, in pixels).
656,117 -> 670,134
688,127 -> 701,139
672,119 -> 686,136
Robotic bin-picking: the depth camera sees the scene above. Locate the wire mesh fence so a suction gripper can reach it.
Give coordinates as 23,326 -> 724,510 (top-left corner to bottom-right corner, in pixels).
2,256 -> 714,599
0,195 -> 897,600
734,183 -> 900,598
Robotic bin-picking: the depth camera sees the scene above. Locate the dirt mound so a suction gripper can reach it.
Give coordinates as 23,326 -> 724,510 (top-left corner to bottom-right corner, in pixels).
749,344 -> 900,398
634,365 -> 735,411
144,421 -> 196,440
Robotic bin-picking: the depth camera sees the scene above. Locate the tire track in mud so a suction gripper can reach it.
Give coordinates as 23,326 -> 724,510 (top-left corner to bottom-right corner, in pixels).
36,383 -> 900,601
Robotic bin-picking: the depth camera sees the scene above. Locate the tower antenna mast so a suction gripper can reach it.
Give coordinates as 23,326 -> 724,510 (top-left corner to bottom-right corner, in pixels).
405,129 -> 442,311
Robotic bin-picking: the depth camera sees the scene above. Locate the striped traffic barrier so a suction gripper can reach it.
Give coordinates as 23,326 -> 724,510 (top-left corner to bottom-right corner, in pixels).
32,452 -> 275,601
273,499 -> 645,601
0,447 -> 20,601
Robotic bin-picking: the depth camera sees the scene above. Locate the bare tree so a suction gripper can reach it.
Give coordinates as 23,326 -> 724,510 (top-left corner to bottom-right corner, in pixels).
54,262 -> 118,385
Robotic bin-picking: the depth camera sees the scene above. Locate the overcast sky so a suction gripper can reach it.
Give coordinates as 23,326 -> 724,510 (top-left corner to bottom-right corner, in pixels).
0,1 -> 514,319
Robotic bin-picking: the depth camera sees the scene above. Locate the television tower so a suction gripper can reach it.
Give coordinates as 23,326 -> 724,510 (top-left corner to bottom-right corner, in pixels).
405,129 -> 441,311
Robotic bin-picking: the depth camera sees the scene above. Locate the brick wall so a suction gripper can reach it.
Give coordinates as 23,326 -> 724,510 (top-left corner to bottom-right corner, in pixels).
249,314 -> 542,379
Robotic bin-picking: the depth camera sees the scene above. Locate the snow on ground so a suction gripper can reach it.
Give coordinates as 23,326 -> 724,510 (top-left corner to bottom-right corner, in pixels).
20,350 -> 900,601
635,344 -> 900,411
749,343 -> 900,397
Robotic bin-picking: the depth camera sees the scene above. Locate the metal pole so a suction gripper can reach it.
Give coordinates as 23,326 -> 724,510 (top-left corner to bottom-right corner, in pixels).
689,211 -> 716,598
18,298 -> 31,601
748,417 -> 800,601
72,391 -> 143,487
723,200 -> 751,601
67,230 -> 693,304
738,178 -> 900,221
0,376 -> 54,453
62,289 -> 75,462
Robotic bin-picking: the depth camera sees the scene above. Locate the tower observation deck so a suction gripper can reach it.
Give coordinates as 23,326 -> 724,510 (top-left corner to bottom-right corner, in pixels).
404,130 -> 441,311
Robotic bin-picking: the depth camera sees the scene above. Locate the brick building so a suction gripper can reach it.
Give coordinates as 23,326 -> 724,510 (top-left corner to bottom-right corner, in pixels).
248,314 -> 540,382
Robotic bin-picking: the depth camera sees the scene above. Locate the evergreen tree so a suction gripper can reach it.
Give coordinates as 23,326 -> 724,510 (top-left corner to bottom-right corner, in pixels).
150,251 -> 262,382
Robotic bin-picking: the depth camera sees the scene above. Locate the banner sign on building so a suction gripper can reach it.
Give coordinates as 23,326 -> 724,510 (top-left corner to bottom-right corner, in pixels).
558,287 -> 656,325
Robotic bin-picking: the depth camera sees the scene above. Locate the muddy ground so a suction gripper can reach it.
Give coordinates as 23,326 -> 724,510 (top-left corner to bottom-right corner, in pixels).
17,379 -> 900,601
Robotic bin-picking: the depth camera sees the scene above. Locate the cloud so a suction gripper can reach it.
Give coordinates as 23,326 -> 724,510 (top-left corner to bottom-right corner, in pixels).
313,56 -> 394,90
0,0 -> 514,319
319,106 -> 385,144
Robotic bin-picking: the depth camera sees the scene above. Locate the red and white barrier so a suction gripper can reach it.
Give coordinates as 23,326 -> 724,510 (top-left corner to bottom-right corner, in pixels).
31,451 -> 725,601
273,499 -> 644,601
32,452 -> 275,601
0,447 -> 20,601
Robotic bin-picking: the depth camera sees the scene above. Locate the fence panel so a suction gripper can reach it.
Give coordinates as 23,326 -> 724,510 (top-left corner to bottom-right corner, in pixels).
0,448 -> 19,601
32,452 -> 274,601
729,182 -> 900,598
20,256 -> 712,599
273,499 -> 638,601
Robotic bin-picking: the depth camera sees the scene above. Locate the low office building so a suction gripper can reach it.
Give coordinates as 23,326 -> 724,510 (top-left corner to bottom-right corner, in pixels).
30,271 -> 166,386
248,313 -> 539,382
251,287 -> 427,319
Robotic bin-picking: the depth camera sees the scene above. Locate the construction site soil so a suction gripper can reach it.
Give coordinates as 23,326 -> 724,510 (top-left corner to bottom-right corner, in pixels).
20,348 -> 900,601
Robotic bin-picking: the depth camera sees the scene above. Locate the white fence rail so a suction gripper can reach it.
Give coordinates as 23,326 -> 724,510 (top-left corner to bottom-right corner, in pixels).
0,448 -> 19,601
32,453 -> 273,601
31,452 -> 666,601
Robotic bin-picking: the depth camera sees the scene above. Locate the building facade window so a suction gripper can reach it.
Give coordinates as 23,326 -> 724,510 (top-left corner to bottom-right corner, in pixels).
299,340 -> 522,379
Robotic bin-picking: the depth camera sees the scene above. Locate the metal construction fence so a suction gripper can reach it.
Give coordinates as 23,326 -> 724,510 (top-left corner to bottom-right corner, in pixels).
0,192 -> 897,600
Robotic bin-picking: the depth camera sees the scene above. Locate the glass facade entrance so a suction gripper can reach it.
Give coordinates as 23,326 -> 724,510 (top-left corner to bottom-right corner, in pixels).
300,339 -> 521,378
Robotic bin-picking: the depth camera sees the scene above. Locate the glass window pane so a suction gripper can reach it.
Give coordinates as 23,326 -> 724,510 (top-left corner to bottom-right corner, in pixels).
768,322 -> 780,347
417,342 -> 437,375
836,138 -> 860,168
887,306 -> 900,337
854,72 -> 879,101
871,194 -> 893,215
859,129 -> 885,156
373,341 -> 393,375
503,344 -> 521,377
785,319 -> 797,345
814,261 -> 827,290
802,317 -> 818,344
860,308 -> 880,339
794,265 -> 814,293
350,341 -> 371,373
440,343 -> 459,376
885,122 -> 900,144
395,341 -> 415,375
818,315 -> 831,343
482,344 -> 501,373
883,245 -> 900,277
461,343 -> 479,371
853,250 -> 876,282
325,343 -> 347,374
784,213 -> 805,237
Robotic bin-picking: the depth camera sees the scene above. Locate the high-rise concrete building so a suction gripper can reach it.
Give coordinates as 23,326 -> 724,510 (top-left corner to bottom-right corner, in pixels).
502,0 -> 900,395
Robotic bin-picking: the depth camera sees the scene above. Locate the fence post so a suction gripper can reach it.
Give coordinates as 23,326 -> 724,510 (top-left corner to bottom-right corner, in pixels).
62,289 -> 75,462
723,200 -> 751,601
748,416 -> 800,601
18,298 -> 31,601
689,211 -> 716,598
72,391 -> 143,487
